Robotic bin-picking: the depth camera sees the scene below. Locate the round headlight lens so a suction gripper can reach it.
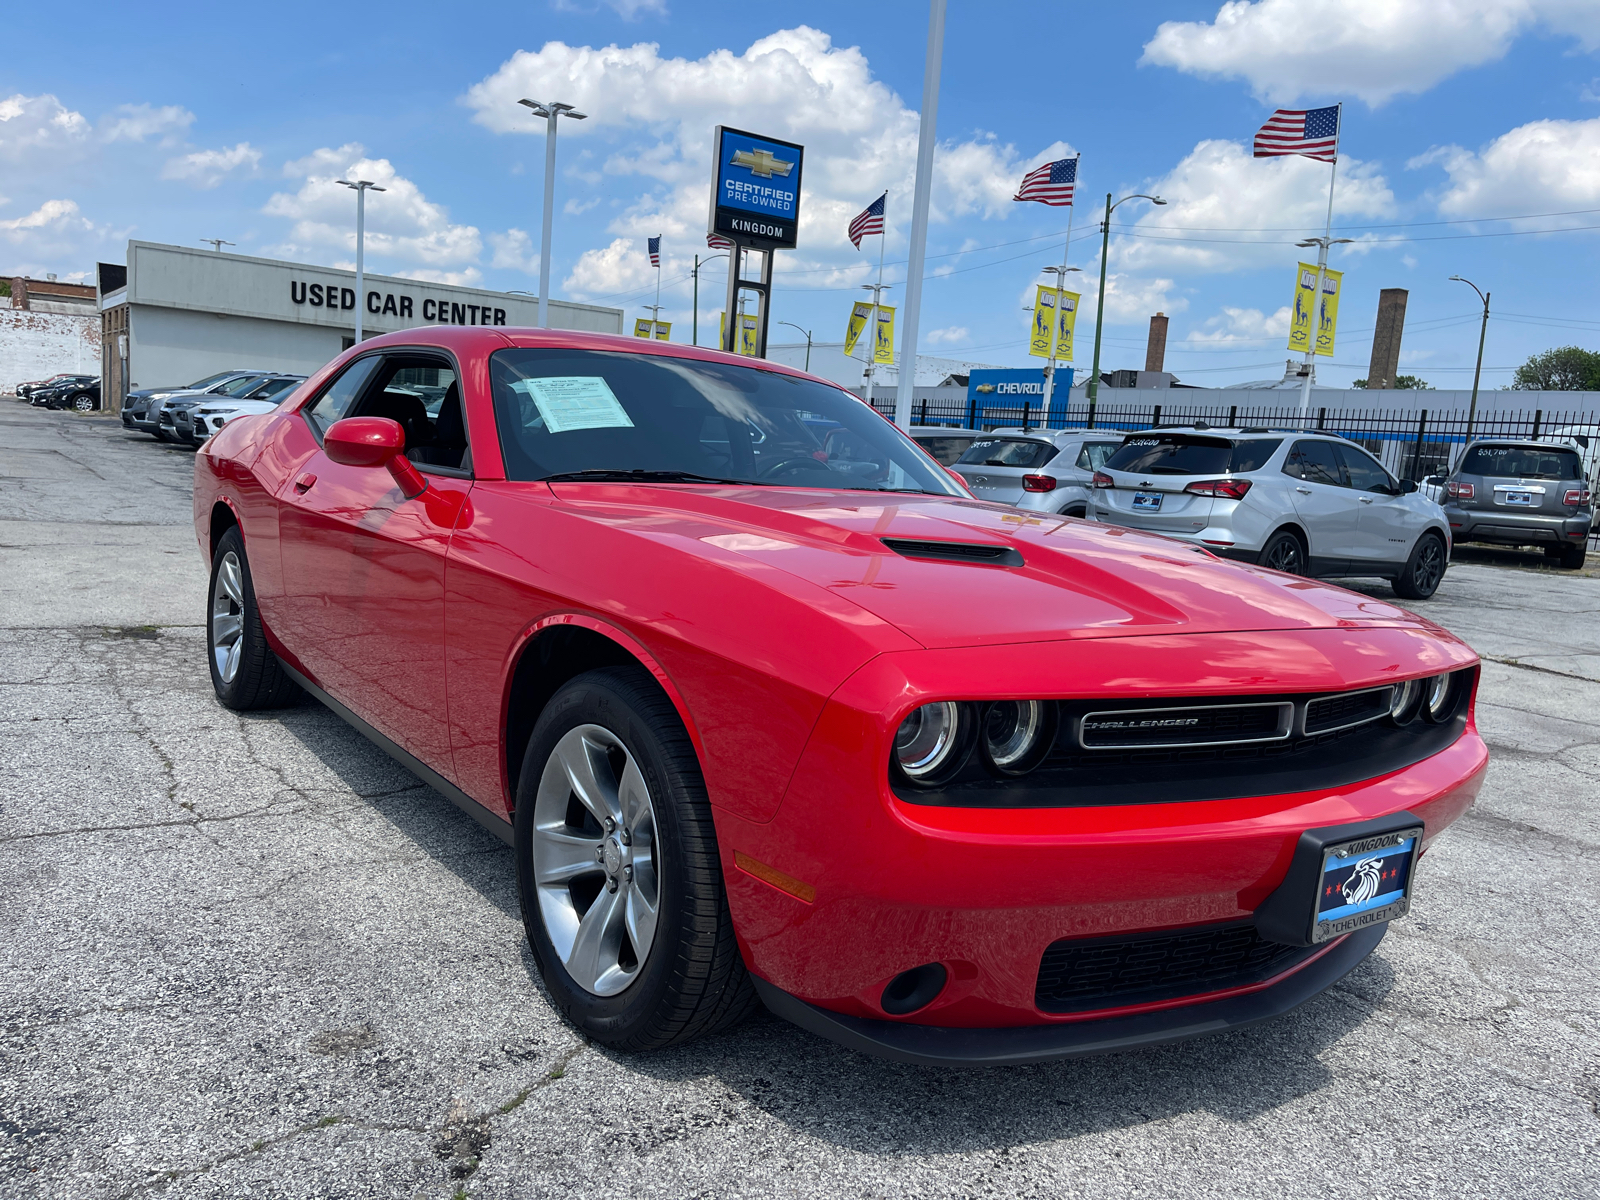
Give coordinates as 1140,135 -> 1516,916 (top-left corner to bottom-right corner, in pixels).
980,700 -> 1055,775
1423,672 -> 1453,721
1390,679 -> 1421,724
894,702 -> 962,780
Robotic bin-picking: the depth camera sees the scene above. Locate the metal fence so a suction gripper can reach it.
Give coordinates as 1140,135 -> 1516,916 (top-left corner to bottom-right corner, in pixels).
880,395 -> 1599,484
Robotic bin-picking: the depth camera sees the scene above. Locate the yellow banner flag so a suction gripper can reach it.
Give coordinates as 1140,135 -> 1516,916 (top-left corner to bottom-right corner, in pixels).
633,318 -> 672,341
872,305 -> 895,365
844,301 -> 872,356
1287,263 -> 1343,357
718,312 -> 758,356
1029,286 -> 1081,360
1313,266 -> 1341,358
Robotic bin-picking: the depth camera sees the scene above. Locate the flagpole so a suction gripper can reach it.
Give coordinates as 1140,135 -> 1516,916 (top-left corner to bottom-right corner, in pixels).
1296,105 -> 1340,431
654,244 -> 662,337
1041,157 -> 1078,429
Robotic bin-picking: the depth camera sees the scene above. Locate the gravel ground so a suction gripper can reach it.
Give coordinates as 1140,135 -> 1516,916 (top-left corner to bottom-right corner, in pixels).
2,405 -> 1597,1200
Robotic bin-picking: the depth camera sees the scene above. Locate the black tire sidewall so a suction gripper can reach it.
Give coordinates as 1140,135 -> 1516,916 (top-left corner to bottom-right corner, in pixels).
513,670 -> 702,1045
1396,532 -> 1447,599
1261,530 -> 1306,575
208,529 -> 258,708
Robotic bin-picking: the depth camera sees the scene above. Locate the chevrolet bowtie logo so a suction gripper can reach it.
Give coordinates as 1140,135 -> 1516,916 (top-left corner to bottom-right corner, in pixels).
731,148 -> 793,179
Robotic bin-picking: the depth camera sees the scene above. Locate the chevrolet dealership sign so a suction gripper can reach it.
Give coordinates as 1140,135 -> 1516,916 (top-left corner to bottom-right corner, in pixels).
709,126 -> 804,249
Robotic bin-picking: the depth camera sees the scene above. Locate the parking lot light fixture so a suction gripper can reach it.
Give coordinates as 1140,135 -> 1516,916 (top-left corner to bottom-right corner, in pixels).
337,180 -> 387,344
519,99 -> 588,329
1449,275 -> 1491,448
777,321 -> 813,372
1040,265 -> 1081,424
1087,194 -> 1164,425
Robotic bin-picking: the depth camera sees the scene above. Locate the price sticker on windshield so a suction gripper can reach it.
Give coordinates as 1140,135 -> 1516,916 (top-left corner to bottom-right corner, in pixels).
512,376 -> 635,434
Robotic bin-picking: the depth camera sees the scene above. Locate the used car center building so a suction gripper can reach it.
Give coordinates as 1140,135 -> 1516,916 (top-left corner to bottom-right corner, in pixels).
97,241 -> 624,413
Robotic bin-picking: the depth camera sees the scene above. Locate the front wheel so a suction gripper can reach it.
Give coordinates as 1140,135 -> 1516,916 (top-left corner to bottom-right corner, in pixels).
514,666 -> 755,1051
71,393 -> 96,413
1393,532 -> 1448,599
207,527 -> 302,710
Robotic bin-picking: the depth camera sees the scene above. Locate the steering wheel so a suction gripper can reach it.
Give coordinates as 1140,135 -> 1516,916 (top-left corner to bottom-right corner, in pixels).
758,456 -> 829,479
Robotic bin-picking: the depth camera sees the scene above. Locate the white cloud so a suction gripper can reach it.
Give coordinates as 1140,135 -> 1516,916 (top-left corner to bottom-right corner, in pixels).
0,197 -> 85,233
463,27 -> 1055,280
1113,139 -> 1395,274
553,0 -> 667,17
161,142 -> 261,188
489,227 -> 540,273
1185,305 -> 1292,346
0,93 -> 90,162
101,103 -> 194,144
563,236 -> 652,296
263,143 -> 483,269
925,326 -> 970,345
1414,116 -> 1600,220
392,267 -> 485,286
1141,0 -> 1600,105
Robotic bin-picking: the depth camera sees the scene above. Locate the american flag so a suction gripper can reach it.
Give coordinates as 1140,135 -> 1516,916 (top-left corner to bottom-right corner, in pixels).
1253,106 -> 1340,162
647,236 -> 661,267
706,232 -> 732,249
1013,156 -> 1077,207
848,192 -> 886,248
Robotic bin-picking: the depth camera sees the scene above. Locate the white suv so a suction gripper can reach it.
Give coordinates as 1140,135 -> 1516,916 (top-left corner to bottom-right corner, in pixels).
1091,426 -> 1452,599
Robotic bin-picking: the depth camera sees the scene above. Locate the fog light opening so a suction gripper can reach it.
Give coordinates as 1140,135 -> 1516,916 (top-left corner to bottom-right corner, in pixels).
880,962 -> 948,1016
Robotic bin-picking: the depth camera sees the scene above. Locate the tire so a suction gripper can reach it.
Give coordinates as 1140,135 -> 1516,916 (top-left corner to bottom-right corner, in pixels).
1259,529 -> 1308,575
1393,532 -> 1448,600
71,393 -> 96,413
1062,503 -> 1087,518
514,666 -> 756,1051
1558,543 -> 1587,570
206,527 -> 302,710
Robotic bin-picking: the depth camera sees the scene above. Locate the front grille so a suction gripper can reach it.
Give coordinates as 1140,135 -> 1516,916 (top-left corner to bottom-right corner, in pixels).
1304,686 -> 1391,735
881,538 -> 1024,567
1035,921 -> 1319,1014
1079,702 -> 1289,749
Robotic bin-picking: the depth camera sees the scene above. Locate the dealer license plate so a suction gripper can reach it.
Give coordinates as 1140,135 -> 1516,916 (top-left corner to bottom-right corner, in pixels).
1132,491 -> 1163,512
1312,826 -> 1422,944
1503,490 -> 1534,506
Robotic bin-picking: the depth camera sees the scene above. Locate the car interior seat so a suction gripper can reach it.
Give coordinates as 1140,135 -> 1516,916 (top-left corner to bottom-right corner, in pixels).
360,390 -> 434,454
409,384 -> 467,469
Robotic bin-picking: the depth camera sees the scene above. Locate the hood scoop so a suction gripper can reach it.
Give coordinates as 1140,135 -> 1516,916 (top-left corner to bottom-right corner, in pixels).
881,537 -> 1024,567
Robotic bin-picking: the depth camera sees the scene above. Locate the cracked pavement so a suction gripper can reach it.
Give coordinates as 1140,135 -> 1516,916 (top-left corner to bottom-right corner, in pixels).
2,404 -> 1598,1199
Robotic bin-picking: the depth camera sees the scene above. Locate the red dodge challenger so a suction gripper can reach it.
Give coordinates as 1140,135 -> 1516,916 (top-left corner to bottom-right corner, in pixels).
193,327 -> 1485,1065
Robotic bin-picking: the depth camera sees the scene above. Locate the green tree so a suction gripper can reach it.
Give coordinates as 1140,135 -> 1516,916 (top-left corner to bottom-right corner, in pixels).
1512,346 -> 1600,391
1351,375 -> 1431,390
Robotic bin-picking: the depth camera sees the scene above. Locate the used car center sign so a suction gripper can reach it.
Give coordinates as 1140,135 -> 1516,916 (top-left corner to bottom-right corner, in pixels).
710,126 -> 804,249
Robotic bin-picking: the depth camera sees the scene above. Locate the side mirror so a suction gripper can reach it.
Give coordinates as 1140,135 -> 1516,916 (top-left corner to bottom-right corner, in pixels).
324,416 -> 428,499
1399,478 -> 1419,494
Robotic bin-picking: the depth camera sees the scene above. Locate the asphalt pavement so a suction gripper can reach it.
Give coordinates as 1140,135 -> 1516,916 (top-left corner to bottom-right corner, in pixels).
2,404 -> 1597,1199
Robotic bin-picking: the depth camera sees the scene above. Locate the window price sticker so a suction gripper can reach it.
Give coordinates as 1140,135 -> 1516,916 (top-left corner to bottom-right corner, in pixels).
512,376 -> 635,433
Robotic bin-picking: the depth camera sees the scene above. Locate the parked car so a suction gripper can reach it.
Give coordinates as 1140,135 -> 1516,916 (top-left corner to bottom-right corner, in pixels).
42,377 -> 102,412
1432,438 -> 1591,569
193,328 -> 1484,1065
1091,426 -> 1452,599
147,373 -> 282,442
909,426 -> 984,466
176,375 -> 307,444
19,373 -> 92,401
122,370 -> 274,438
28,375 -> 97,407
951,429 -> 1123,517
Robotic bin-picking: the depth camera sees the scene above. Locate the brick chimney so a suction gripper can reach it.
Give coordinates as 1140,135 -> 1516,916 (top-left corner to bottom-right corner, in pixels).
1366,289 -> 1409,389
1144,312 -> 1169,373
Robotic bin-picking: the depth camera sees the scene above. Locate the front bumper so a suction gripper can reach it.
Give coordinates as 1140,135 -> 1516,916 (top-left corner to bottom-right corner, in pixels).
1445,504 -> 1591,545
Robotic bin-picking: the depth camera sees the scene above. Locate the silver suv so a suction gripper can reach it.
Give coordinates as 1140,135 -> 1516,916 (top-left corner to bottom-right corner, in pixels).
1091,426 -> 1452,599
951,430 -> 1124,516
1437,439 -> 1591,570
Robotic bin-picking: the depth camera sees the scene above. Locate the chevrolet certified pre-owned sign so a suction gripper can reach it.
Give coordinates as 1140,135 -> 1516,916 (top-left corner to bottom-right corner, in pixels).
709,126 -> 804,249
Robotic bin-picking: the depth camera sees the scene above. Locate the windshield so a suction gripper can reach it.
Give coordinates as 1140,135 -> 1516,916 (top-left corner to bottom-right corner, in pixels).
214,374 -> 270,398
488,348 -> 962,495
956,438 -> 1059,469
1461,444 -> 1582,480
1106,435 -> 1234,476
247,378 -> 300,401
187,371 -> 241,390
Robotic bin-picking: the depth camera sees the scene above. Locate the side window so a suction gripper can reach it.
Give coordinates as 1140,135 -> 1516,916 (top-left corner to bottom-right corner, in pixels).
1075,442 -> 1119,471
1338,446 -> 1395,493
1283,440 -> 1348,487
350,356 -> 469,473
304,357 -> 382,439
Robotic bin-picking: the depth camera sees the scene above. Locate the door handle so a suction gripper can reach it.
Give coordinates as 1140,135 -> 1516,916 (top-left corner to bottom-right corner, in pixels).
1295,487 -> 1312,495
1358,496 -> 1375,504
294,472 -> 317,494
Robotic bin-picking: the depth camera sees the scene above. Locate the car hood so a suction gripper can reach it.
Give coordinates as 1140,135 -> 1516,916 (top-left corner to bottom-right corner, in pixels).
546,484 -> 1446,649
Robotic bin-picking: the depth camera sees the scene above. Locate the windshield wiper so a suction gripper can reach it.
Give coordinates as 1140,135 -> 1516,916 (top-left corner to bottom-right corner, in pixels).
541,469 -> 749,486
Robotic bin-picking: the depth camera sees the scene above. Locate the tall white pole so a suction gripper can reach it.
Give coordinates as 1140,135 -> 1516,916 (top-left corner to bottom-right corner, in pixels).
1041,172 -> 1077,426
539,108 -> 558,329
354,185 -> 366,344
894,0 -> 947,430
1297,105 -> 1341,431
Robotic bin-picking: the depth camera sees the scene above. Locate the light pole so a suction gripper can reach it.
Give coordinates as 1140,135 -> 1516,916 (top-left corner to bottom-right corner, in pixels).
860,282 -> 892,407
640,304 -> 665,340
692,253 -> 728,346
778,321 -> 813,372
1086,192 -> 1165,426
519,98 -> 587,329
1292,234 -> 1354,429
199,239 -> 234,253
337,179 -> 386,344
1450,275 -> 1490,448
1040,264 -> 1081,427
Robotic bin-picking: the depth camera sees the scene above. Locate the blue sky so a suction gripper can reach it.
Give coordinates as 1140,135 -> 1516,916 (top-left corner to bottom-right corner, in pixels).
3,0 -> 1598,386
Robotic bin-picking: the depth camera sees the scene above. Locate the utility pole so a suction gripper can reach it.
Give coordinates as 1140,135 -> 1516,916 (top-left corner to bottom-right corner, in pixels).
519,98 -> 587,329
337,179 -> 386,343
860,283 -> 892,407
778,321 -> 813,372
893,0 -> 947,430
641,304 -> 665,339
1086,192 -> 1164,426
1040,264 -> 1080,427
1450,275 -> 1490,448
692,253 -> 728,347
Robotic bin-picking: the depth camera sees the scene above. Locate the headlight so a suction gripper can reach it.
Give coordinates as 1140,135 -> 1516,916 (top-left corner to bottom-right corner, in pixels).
1389,679 -> 1421,724
894,702 -> 965,782
980,700 -> 1057,775
1423,673 -> 1453,722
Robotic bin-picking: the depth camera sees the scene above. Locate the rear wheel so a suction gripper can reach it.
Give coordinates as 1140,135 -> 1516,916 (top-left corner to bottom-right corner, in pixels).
71,393 -> 96,412
1259,529 -> 1307,575
514,666 -> 755,1051
1555,542 -> 1588,570
207,527 -> 301,710
1062,503 -> 1087,518
1393,532 -> 1448,599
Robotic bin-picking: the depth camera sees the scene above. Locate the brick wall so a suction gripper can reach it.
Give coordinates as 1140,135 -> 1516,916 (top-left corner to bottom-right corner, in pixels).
0,308 -> 102,394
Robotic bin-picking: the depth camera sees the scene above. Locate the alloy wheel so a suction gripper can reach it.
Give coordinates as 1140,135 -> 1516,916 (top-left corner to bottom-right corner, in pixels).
1414,538 -> 1444,593
532,724 -> 660,997
1265,536 -> 1303,574
210,551 -> 245,683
